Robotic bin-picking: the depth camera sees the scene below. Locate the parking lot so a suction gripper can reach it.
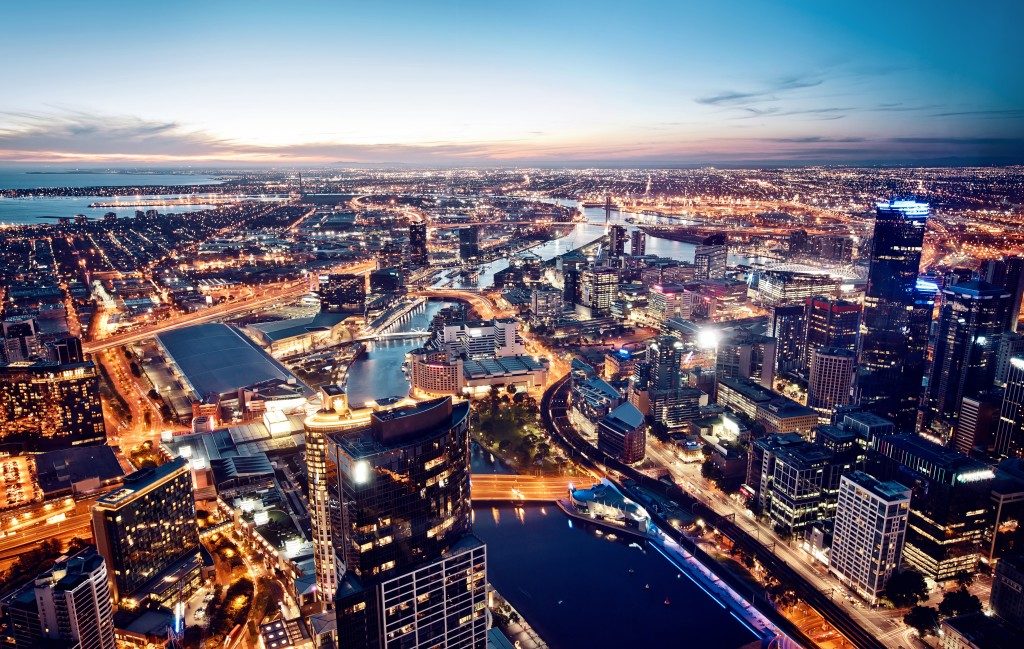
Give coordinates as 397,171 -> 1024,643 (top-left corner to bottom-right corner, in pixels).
0,456 -> 38,510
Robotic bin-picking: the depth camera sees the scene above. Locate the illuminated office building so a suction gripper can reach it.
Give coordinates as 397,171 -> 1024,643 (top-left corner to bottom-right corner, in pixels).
807,348 -> 855,422
579,267 -> 619,315
319,273 -> 367,314
90,458 -> 202,607
769,304 -> 805,374
804,296 -> 860,369
995,358 -> 1024,458
982,255 -> 1024,332
856,199 -> 931,431
0,360 -> 105,452
630,230 -> 646,257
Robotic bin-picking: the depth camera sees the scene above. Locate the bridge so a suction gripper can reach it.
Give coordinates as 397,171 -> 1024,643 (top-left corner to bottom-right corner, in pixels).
470,474 -> 598,502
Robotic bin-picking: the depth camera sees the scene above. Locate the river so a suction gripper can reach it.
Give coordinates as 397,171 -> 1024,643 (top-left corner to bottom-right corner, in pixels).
345,299 -> 756,648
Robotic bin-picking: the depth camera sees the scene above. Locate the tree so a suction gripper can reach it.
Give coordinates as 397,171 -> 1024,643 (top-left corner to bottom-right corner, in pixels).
506,384 -> 517,396
883,569 -> 929,608
903,606 -> 939,636
939,588 -> 982,617
953,571 -> 975,590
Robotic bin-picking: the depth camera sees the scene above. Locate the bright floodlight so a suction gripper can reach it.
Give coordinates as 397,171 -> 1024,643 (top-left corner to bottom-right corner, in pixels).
353,460 -> 371,485
697,329 -> 720,349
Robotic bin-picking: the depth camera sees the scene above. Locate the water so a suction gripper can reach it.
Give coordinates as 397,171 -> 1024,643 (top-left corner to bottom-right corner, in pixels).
343,300 -> 455,404
0,169 -> 220,190
0,169 -> 222,225
474,504 -> 756,649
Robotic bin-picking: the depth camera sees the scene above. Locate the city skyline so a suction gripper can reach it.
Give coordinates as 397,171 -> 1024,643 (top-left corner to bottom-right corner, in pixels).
1,1 -> 1022,166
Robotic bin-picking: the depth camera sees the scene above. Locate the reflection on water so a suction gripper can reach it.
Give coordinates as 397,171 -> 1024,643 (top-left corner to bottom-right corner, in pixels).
474,504 -> 755,649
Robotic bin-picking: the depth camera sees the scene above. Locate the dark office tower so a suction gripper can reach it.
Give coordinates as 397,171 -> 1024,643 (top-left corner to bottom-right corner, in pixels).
995,358 -> 1024,458
952,391 -> 1003,457
408,223 -> 428,268
458,225 -> 481,264
856,199 -> 931,431
608,224 -> 627,259
803,296 -> 860,369
319,273 -> 366,314
923,281 -> 1011,434
322,398 -> 487,649
630,229 -> 646,257
368,267 -> 404,295
983,256 -> 1024,332
563,268 -> 580,305
694,233 -> 728,280
91,459 -> 202,607
0,360 -> 105,452
3,546 -> 115,649
648,335 -> 684,391
52,336 -> 84,364
769,304 -> 806,374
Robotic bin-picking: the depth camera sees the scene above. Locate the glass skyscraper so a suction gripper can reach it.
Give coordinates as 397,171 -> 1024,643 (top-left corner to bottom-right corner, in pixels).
856,199 -> 931,431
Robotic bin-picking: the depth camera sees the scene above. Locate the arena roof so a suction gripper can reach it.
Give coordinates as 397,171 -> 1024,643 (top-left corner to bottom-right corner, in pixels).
156,323 -> 309,399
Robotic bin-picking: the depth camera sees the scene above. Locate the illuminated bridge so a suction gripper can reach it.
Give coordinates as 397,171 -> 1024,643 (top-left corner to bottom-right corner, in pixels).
470,473 -> 598,502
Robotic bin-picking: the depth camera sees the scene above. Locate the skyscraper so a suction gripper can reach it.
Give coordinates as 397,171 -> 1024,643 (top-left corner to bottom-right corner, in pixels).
694,233 -> 727,280
647,335 -> 683,391
458,226 -> 480,263
856,199 -> 931,431
630,229 -> 646,257
982,255 -> 1024,332
923,280 -> 1011,434
769,304 -> 806,374
828,472 -> 910,605
994,358 -> 1024,458
803,296 -> 860,369
90,458 -> 201,607
309,397 -> 487,648
3,546 -> 115,649
0,360 -> 106,452
408,223 -> 428,268
1,316 -> 43,362
807,348 -> 855,422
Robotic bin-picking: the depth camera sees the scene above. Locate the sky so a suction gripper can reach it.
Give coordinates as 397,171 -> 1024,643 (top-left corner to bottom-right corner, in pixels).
1,0 -> 1022,166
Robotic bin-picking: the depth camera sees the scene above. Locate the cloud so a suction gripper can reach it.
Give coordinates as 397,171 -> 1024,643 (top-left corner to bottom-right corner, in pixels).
695,75 -> 823,106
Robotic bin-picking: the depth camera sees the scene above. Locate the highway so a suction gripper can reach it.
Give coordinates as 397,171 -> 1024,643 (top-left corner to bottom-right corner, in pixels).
540,376 -> 886,649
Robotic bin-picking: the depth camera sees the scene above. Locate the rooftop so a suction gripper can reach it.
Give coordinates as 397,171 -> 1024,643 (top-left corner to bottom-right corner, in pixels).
157,323 -> 310,399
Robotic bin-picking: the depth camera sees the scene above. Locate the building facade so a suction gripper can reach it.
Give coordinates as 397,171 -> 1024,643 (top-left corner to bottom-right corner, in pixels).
828,472 -> 911,604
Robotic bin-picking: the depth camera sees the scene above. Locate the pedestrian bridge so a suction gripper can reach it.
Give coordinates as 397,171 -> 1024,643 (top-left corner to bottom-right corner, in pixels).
470,473 -> 598,502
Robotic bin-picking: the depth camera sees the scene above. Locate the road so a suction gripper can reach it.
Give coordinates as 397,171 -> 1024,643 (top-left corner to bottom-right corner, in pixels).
83,259 -> 376,353
540,376 -> 887,649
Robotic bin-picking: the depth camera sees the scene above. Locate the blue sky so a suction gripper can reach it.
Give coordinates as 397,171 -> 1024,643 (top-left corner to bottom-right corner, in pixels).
0,0 -> 1021,165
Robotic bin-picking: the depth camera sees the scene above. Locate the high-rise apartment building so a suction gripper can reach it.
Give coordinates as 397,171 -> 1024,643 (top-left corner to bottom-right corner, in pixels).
408,223 -> 428,268
694,233 -> 727,280
923,281 -> 1011,434
808,348 -> 856,422
91,458 -> 202,607
2,547 -> 115,649
579,266 -> 618,315
856,199 -> 932,431
829,472 -> 910,604
0,360 -> 106,452
458,226 -> 481,263
2,316 -> 44,362
647,335 -> 683,391
804,296 -> 860,369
